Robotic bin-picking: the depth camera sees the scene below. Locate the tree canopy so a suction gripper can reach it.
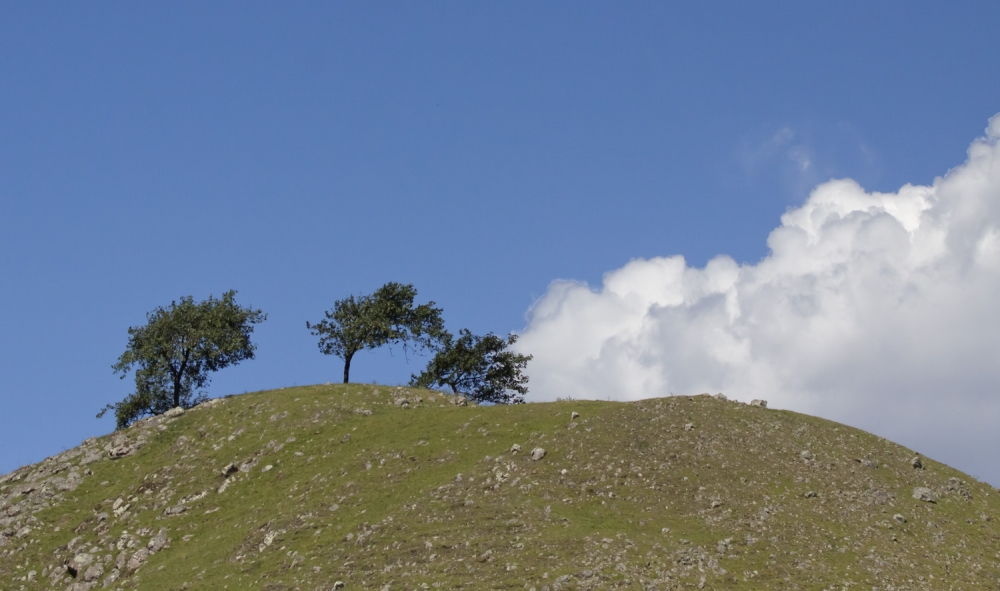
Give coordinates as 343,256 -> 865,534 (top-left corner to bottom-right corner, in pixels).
307,282 -> 445,383
410,329 -> 532,404
101,290 -> 266,429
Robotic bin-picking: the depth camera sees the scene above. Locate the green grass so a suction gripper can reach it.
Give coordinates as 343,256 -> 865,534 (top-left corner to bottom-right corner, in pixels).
3,385 -> 1000,589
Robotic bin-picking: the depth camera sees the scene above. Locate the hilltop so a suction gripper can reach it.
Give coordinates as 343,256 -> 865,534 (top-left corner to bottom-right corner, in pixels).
2,385 -> 999,590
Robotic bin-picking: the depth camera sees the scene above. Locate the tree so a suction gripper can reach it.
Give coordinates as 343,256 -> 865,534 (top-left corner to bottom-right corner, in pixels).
307,282 -> 445,383
410,329 -> 532,404
100,290 -> 266,429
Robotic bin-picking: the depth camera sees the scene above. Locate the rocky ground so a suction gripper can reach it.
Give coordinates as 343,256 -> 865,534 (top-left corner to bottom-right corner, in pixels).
2,385 -> 1000,590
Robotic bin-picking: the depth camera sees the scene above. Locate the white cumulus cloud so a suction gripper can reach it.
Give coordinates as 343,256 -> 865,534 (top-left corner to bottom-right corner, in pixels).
516,114 -> 1000,484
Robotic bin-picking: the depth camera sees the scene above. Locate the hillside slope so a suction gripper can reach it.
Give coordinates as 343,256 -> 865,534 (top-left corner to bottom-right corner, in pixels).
2,385 -> 999,590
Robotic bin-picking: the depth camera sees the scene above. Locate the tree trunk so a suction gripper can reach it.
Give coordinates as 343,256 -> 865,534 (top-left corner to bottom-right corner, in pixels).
343,351 -> 353,384
173,350 -> 189,408
173,375 -> 182,408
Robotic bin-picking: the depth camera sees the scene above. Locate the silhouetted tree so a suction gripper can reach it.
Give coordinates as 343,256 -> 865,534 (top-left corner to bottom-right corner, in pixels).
100,290 -> 266,428
410,329 -> 531,404
307,282 -> 445,383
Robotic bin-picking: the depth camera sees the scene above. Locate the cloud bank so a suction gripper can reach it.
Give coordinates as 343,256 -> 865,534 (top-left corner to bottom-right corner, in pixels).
516,114 -> 1000,483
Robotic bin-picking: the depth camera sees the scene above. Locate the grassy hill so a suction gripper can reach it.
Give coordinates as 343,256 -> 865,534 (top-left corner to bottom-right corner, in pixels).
2,384 -> 999,590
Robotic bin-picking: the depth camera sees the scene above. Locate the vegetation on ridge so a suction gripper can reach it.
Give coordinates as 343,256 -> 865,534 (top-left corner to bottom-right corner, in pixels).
7,385 -> 1000,589
307,282 -> 446,384
100,290 -> 266,429
412,330 -> 532,405
105,281 -> 533,431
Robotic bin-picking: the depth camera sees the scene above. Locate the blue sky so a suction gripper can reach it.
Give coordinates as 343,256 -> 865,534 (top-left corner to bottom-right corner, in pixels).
2,3 -> 1000,479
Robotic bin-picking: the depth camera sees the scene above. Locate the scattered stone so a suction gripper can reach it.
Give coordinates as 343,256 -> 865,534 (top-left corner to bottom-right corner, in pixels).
239,457 -> 260,473
684,423 -> 695,431
713,393 -> 728,402
102,569 -> 120,587
913,487 -> 936,503
83,562 -> 104,582
750,399 -> 767,408
510,444 -> 521,455
221,463 -> 238,477
180,490 -> 208,505
571,411 -> 580,420
67,553 -> 93,576
259,530 -> 278,552
107,435 -> 139,459
163,505 -> 187,516
126,548 -> 149,571
452,396 -> 468,406
80,449 -> 104,465
195,398 -> 223,410
530,448 -> 547,461
112,498 -> 130,518
341,434 -> 351,443
946,477 -> 973,501
800,450 -> 813,461
147,529 -> 170,553
394,398 -> 410,408
894,514 -> 907,523
804,491 -> 817,498
911,456 -> 923,469
164,407 -> 185,418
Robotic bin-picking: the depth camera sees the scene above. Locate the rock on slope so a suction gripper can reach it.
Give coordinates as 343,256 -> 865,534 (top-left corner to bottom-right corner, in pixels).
2,385 -> 1000,590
